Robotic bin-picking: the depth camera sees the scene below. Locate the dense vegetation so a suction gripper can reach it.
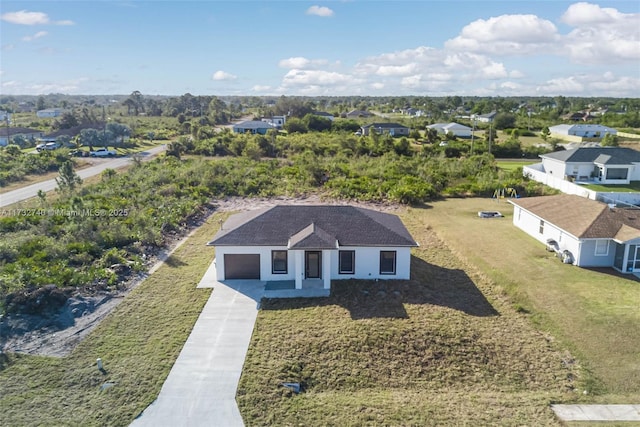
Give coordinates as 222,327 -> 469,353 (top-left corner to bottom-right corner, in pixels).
0,145 -> 73,187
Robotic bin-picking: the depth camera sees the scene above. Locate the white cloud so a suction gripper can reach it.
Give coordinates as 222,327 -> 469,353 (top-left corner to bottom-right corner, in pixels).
282,69 -> 355,86
0,10 -> 74,26
537,76 -> 585,95
22,31 -> 48,41
1,10 -> 49,25
445,14 -> 559,55
212,70 -> 237,81
2,44 -> 15,51
375,63 -> 418,76
306,6 -> 334,17
252,85 -> 272,92
278,57 -> 328,69
509,70 -> 525,78
371,82 -> 385,90
560,2 -> 640,64
561,2 -> 627,26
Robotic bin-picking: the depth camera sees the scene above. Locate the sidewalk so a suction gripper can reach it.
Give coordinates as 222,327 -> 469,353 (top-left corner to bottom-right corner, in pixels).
552,404 -> 640,421
131,261 -> 264,427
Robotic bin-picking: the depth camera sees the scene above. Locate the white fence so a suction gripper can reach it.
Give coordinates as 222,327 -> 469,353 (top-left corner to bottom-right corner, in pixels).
523,164 -> 640,207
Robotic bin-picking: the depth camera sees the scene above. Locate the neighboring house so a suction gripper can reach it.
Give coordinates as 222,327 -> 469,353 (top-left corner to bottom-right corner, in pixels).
311,111 -> 335,121
360,123 -> 410,137
0,127 -> 44,146
0,111 -> 11,121
510,194 -> 640,274
549,124 -> 616,140
208,205 -> 418,296
233,120 -> 276,135
473,111 -> 497,123
529,147 -> 640,184
36,108 -> 65,118
427,122 -> 472,138
563,112 -> 595,122
261,115 -> 286,128
345,110 -> 372,118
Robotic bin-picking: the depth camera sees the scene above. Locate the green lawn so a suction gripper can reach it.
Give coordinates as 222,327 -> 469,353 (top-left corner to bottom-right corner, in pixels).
421,198 -> 640,401
581,181 -> 640,192
497,159 -> 537,171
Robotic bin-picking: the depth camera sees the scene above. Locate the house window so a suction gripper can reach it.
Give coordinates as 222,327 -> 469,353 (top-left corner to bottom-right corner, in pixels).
271,250 -> 287,274
539,220 -> 544,234
339,250 -> 355,274
605,168 -> 628,180
517,208 -> 521,221
380,251 -> 396,275
595,240 -> 609,257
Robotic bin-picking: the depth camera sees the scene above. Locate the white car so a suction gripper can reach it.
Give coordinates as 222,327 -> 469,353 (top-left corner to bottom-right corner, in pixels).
90,148 -> 117,157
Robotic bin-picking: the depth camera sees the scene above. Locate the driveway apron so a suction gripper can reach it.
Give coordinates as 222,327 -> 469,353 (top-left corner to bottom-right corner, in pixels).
131,277 -> 263,427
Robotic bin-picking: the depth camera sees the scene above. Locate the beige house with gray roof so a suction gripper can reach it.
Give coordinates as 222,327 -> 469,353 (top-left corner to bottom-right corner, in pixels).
510,194 -> 640,273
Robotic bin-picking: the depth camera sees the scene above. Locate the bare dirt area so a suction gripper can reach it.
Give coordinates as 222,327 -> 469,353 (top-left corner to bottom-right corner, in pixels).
0,196 -> 400,358
0,233 -> 194,357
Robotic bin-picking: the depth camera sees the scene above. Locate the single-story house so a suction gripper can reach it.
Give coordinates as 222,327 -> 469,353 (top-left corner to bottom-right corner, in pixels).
510,194 -> 640,273
261,115 -> 286,128
562,112 -> 595,122
345,110 -> 372,118
427,122 -> 472,138
549,124 -> 616,139
473,111 -> 497,123
360,123 -> 410,137
312,111 -> 335,121
208,205 -> 419,295
0,127 -> 45,146
232,120 -> 277,135
0,111 -> 11,121
533,147 -> 640,184
36,108 -> 65,118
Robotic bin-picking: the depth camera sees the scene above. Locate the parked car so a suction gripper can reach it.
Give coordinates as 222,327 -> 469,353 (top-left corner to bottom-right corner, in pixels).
44,142 -> 61,150
69,149 -> 88,157
90,148 -> 117,157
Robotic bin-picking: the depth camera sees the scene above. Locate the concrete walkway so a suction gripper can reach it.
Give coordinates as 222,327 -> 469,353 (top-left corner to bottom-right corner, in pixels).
552,404 -> 640,421
131,261 -> 264,427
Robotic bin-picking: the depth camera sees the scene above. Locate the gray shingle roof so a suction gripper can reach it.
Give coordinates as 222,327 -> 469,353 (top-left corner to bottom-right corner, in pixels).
510,195 -> 640,241
541,147 -> 640,165
362,123 -> 409,129
209,205 -> 418,248
288,223 -> 337,249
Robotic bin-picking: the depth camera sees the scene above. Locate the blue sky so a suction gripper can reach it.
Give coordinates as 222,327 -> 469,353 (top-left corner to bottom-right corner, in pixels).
1,1 -> 639,96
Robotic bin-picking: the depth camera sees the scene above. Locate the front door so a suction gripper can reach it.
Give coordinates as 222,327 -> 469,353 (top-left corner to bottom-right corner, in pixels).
305,251 -> 321,279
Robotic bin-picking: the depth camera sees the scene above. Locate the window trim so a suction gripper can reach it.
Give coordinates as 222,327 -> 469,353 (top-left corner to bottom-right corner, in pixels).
379,250 -> 397,275
594,240 -> 609,257
271,250 -> 288,274
338,250 -> 355,274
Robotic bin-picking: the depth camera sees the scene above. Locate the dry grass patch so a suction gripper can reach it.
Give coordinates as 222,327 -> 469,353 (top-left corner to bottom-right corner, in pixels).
238,218 -> 579,426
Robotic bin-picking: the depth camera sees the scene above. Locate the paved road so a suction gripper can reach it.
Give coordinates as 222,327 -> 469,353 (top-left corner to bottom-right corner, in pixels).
131,262 -> 263,427
0,145 -> 166,207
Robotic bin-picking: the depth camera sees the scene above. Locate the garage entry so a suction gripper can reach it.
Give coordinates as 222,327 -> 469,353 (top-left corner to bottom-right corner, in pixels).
223,254 -> 260,279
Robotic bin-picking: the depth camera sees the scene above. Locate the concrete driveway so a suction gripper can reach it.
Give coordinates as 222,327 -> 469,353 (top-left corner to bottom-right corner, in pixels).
131,261 -> 264,427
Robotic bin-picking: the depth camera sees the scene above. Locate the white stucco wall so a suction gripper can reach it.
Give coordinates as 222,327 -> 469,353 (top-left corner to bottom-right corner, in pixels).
214,245 -> 412,281
511,206 -> 581,265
